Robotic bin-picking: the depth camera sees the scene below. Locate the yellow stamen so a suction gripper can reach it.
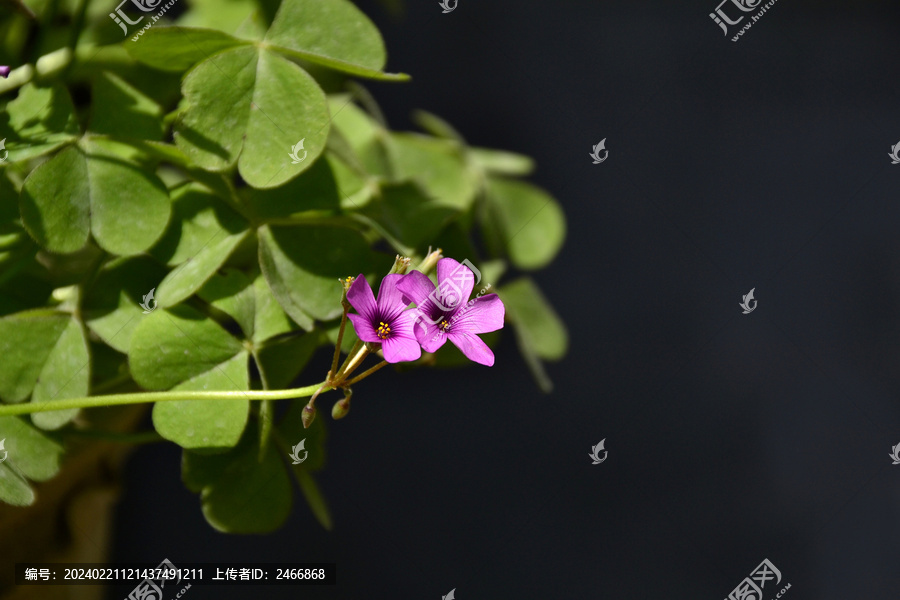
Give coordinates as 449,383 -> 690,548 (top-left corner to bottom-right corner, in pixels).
376,321 -> 392,340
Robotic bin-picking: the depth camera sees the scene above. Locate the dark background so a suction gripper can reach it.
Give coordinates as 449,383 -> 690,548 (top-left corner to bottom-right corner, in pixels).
111,1 -> 900,598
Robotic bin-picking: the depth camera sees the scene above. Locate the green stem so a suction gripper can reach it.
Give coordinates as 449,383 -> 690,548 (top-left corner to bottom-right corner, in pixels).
0,382 -> 329,418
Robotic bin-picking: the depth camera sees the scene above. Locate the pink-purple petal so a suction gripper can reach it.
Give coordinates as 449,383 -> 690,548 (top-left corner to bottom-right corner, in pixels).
396,270 -> 435,305
347,274 -> 377,321
347,313 -> 380,343
447,293 -> 505,335
381,334 -> 422,363
376,274 -> 410,321
0,66 -> 10,79
434,258 -> 475,312
447,332 -> 495,366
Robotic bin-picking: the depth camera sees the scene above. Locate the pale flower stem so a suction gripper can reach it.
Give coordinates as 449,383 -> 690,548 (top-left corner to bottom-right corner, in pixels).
336,347 -> 371,383
342,360 -> 389,387
0,382 -> 330,418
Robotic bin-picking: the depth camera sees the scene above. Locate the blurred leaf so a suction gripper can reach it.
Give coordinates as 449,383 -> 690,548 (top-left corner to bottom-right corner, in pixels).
82,255 -> 168,354
0,310 -> 88,429
89,71 -> 163,140
387,133 -> 476,210
125,26 -> 249,72
265,0 -> 408,81
174,45 -> 330,189
258,224 -> 373,322
20,142 -> 171,255
484,177 -> 565,270
412,110 -> 464,143
129,306 -> 249,449
375,181 -> 458,249
182,425 -> 292,533
294,468 -> 332,530
469,147 -> 535,176
500,277 -> 567,361
2,83 -> 79,163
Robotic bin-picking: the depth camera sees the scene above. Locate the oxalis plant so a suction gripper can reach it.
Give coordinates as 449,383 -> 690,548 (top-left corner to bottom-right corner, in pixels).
0,0 -> 567,534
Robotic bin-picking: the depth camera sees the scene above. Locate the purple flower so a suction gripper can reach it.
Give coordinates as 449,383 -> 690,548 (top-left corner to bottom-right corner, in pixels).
347,274 -> 422,363
397,258 -> 505,366
0,66 -> 10,79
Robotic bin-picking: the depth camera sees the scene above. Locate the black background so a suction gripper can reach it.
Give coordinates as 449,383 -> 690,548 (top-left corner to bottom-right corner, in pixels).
110,1 -> 900,598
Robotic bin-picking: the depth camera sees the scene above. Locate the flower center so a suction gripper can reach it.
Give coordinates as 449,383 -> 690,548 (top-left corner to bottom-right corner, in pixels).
439,319 -> 451,332
376,321 -> 392,340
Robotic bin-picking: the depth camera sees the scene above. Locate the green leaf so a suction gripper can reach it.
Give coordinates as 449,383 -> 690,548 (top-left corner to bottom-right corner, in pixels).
150,183 -> 248,266
265,0 -> 408,81
0,311 -> 89,429
0,465 -> 34,506
150,184 -> 250,308
82,256 -> 169,354
28,317 -> 89,430
153,352 -> 250,449
2,83 -> 79,163
129,305 -> 245,390
469,147 -> 535,176
182,425 -> 292,533
129,306 -> 249,449
500,277 -> 568,361
241,156 -> 342,221
387,133 -> 477,210
20,142 -> 171,255
258,224 -> 373,322
198,269 -> 256,339
174,45 -> 330,189
375,182 -> 459,249
0,415 -> 64,481
89,71 -> 163,140
484,177 -> 566,270
251,274 -> 296,343
125,26 -> 249,72
255,331 -> 322,390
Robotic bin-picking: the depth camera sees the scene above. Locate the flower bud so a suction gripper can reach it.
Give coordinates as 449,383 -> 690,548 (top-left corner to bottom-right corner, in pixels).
301,402 -> 317,429
332,397 -> 351,420
416,247 -> 443,275
388,255 -> 411,275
